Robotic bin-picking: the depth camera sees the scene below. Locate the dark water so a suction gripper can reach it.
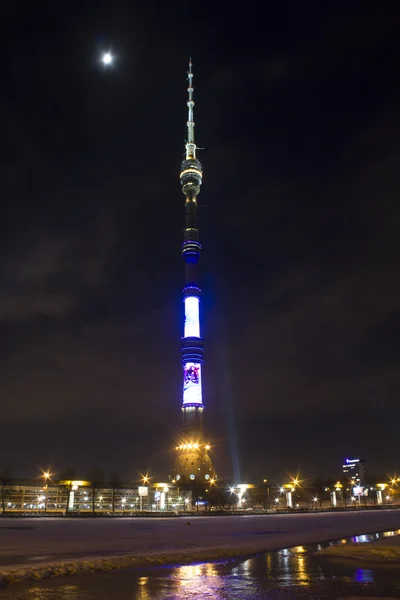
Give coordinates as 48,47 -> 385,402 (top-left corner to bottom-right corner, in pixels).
2,531 -> 400,599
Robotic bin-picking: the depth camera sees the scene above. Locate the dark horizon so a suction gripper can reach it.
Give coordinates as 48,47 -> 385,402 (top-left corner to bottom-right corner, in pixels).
1,2 -> 399,483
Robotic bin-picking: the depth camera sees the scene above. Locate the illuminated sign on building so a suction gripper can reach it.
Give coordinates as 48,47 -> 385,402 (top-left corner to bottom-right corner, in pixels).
184,296 -> 200,338
343,457 -> 366,484
183,362 -> 202,405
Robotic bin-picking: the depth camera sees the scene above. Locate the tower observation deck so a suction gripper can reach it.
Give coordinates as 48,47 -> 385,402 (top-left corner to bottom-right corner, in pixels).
171,62 -> 216,488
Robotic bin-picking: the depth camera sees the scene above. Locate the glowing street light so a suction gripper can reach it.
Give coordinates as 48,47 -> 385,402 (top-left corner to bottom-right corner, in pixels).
41,470 -> 52,513
37,495 -> 45,512
138,474 -> 150,511
207,478 -> 216,508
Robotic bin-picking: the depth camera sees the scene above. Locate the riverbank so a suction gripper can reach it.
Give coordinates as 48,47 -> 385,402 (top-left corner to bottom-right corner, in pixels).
3,539 -> 400,600
317,532 -> 400,563
0,547 -> 255,585
1,511 -> 400,585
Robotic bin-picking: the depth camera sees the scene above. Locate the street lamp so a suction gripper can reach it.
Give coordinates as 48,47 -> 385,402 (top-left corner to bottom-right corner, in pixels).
228,486 -> 237,509
42,471 -> 50,513
208,478 -> 215,509
262,478 -> 270,510
139,474 -> 150,511
121,497 -> 126,514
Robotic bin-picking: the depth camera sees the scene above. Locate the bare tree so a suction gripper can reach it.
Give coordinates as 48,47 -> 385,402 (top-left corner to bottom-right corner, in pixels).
109,472 -> 123,514
86,469 -> 105,513
1,468 -> 13,514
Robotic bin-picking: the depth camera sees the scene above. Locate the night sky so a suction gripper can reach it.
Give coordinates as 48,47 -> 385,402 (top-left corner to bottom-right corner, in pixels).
1,2 -> 399,483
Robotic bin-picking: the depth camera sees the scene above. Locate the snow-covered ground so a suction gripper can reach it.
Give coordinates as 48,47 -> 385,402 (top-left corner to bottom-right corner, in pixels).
1,510 -> 399,567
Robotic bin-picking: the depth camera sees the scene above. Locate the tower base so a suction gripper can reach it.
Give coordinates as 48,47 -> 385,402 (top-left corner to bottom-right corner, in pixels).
171,440 -> 216,487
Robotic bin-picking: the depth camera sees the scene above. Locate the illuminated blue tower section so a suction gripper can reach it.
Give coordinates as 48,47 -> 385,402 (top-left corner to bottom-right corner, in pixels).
172,62 -> 216,487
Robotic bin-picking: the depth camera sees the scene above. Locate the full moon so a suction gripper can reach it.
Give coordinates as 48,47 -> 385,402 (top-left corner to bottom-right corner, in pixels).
101,52 -> 113,65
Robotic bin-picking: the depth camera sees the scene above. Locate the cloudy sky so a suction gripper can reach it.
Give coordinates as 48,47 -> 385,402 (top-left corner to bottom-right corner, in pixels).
1,2 -> 399,483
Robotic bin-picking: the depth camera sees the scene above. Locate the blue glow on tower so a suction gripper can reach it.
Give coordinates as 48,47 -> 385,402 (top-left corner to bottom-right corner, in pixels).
184,296 -> 200,338
182,295 -> 203,406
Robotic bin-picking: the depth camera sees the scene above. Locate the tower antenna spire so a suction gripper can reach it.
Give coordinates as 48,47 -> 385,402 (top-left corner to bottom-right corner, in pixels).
186,59 -> 196,159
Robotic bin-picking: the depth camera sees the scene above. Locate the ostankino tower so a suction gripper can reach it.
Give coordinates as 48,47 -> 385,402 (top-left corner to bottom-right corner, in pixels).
171,62 -> 216,489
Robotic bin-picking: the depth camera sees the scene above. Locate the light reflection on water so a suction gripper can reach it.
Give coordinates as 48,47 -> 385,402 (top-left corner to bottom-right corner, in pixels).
348,528 -> 400,544
2,529 -> 400,600
136,576 -> 151,600
171,563 -> 226,599
271,545 -> 321,588
14,584 -> 81,599
354,568 -> 374,583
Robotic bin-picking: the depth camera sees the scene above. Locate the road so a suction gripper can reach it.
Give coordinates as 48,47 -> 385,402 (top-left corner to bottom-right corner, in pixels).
0,510 -> 399,568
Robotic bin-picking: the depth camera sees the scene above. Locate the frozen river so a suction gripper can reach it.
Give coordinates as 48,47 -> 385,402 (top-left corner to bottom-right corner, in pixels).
2,525 -> 400,599
0,510 -> 400,567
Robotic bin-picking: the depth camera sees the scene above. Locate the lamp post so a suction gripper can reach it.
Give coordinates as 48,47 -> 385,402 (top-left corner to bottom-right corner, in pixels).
208,478 -> 215,509
228,486 -> 237,510
262,479 -> 270,510
38,495 -> 44,513
42,472 -> 50,514
140,475 -> 149,512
